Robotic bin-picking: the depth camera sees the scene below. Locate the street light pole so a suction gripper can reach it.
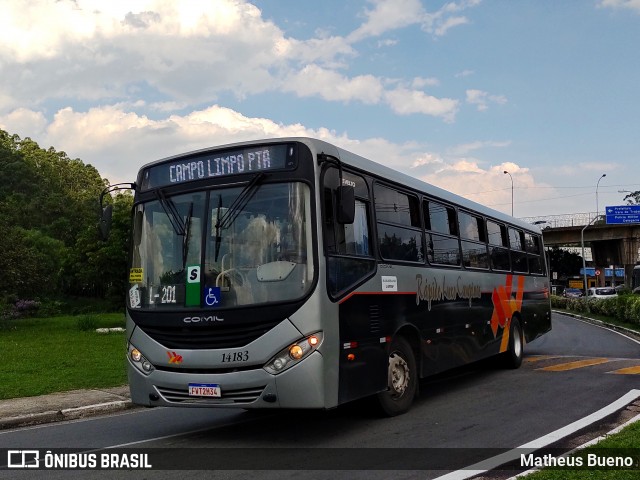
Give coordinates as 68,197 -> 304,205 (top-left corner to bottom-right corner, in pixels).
503,170 -> 513,216
596,173 -> 606,219
581,215 -> 599,295
584,174 -> 607,292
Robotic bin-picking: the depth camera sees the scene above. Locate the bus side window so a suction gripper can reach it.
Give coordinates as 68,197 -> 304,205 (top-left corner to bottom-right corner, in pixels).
375,184 -> 423,263
525,232 -> 545,275
487,220 -> 510,271
424,199 -> 460,266
509,227 -> 528,273
459,211 -> 488,269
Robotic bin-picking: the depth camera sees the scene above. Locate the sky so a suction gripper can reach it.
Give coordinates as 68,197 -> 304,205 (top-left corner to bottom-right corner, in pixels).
1,0 -> 639,221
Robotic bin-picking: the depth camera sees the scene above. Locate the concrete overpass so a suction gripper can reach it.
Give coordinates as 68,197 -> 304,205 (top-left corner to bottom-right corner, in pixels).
522,212 -> 640,288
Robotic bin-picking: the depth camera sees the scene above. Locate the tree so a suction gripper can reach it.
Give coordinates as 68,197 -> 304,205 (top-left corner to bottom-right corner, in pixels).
548,247 -> 584,281
0,128 -> 127,308
76,192 -> 133,306
623,191 -> 640,205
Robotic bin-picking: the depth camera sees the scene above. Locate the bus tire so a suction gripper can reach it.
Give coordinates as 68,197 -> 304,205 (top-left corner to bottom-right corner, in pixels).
377,336 -> 417,417
503,317 -> 524,369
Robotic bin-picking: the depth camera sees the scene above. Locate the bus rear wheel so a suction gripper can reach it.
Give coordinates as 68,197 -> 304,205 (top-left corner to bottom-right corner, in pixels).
377,336 -> 417,416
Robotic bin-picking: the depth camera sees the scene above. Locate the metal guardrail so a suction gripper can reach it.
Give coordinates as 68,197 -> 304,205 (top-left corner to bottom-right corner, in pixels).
520,212 -> 602,228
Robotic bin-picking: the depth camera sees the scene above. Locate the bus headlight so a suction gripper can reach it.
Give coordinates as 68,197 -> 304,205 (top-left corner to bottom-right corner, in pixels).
128,343 -> 155,375
263,332 -> 323,375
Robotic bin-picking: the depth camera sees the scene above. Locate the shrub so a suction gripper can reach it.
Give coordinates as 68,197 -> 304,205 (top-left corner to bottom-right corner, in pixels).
550,295 -> 567,309
37,300 -> 63,317
553,292 -> 640,327
0,297 -> 41,321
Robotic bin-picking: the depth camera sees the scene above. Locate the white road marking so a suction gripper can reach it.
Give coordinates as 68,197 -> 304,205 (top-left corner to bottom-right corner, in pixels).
432,389 -> 640,480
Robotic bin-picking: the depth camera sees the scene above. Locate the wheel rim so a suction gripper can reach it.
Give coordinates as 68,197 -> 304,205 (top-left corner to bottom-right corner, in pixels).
388,352 -> 410,398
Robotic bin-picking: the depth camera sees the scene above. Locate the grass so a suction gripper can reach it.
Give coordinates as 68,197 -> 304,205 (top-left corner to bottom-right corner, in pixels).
0,313 -> 127,400
584,312 -> 640,335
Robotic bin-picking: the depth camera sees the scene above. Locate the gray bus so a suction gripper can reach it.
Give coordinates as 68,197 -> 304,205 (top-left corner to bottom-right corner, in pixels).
107,137 -> 551,416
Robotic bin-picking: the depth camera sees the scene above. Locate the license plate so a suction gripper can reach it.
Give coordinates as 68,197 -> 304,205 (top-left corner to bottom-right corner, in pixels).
188,383 -> 221,397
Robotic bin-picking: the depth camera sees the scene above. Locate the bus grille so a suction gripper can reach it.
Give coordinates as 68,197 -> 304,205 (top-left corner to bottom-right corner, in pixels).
156,385 -> 266,405
139,319 -> 282,349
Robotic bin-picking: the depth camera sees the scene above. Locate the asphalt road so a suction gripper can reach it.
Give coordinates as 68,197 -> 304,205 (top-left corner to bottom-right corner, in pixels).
2,313 -> 639,480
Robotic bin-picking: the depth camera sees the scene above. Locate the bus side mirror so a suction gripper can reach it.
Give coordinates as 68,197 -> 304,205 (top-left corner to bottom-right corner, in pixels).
336,185 -> 355,224
99,205 -> 113,241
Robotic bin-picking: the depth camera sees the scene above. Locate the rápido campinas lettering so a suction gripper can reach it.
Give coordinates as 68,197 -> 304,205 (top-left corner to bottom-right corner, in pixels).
415,274 -> 482,310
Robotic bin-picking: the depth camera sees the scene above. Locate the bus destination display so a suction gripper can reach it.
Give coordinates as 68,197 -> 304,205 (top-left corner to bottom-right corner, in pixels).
140,144 -> 295,190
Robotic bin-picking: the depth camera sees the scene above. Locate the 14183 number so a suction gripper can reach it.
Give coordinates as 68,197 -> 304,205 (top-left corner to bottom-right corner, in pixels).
221,351 -> 249,363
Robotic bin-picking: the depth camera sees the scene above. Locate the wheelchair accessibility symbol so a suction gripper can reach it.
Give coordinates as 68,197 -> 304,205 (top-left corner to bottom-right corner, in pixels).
204,287 -> 221,307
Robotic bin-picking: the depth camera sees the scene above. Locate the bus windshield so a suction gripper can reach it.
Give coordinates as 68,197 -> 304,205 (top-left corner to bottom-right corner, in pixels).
129,182 -> 314,310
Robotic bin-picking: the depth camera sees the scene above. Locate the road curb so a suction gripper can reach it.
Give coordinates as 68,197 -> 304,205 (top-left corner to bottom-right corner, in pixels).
0,400 -> 134,430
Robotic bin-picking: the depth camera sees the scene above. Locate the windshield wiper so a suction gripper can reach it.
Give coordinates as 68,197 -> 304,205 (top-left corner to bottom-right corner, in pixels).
156,189 -> 186,236
214,172 -> 266,261
214,194 -> 223,262
182,202 -> 194,269
155,190 -> 194,267
217,173 -> 266,230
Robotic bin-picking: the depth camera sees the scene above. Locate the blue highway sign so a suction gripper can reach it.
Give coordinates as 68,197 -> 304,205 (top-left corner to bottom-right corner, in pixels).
606,205 -> 640,224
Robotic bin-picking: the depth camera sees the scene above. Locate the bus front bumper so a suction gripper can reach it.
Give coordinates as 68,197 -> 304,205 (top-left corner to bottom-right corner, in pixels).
128,351 -> 325,409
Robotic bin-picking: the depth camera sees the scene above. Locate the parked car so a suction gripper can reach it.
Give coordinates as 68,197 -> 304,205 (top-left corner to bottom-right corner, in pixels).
563,287 -> 583,298
586,287 -> 617,299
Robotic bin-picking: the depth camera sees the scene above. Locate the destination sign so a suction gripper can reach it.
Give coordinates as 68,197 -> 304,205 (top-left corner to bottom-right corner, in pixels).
605,205 -> 640,224
139,144 -> 295,190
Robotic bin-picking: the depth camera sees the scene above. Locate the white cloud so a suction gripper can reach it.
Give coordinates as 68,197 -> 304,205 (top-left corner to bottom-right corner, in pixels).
0,104 -> 309,183
411,152 -> 444,168
0,108 -> 48,139
384,88 -> 459,121
448,140 -> 511,156
285,65 -> 384,104
0,103 -> 447,188
283,36 -> 356,68
466,89 -> 507,111
598,0 -> 640,12
422,0 -> 482,37
348,0 -> 425,42
417,159 -> 542,214
411,77 -> 440,88
0,0 -> 466,122
432,16 -> 469,36
455,69 -> 475,78
0,0 -> 291,108
377,38 -> 398,48
1,103 -> 575,217
348,0 -> 480,42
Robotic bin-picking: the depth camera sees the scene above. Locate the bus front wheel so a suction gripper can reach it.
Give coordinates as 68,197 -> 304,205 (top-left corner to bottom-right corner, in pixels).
377,336 -> 417,416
